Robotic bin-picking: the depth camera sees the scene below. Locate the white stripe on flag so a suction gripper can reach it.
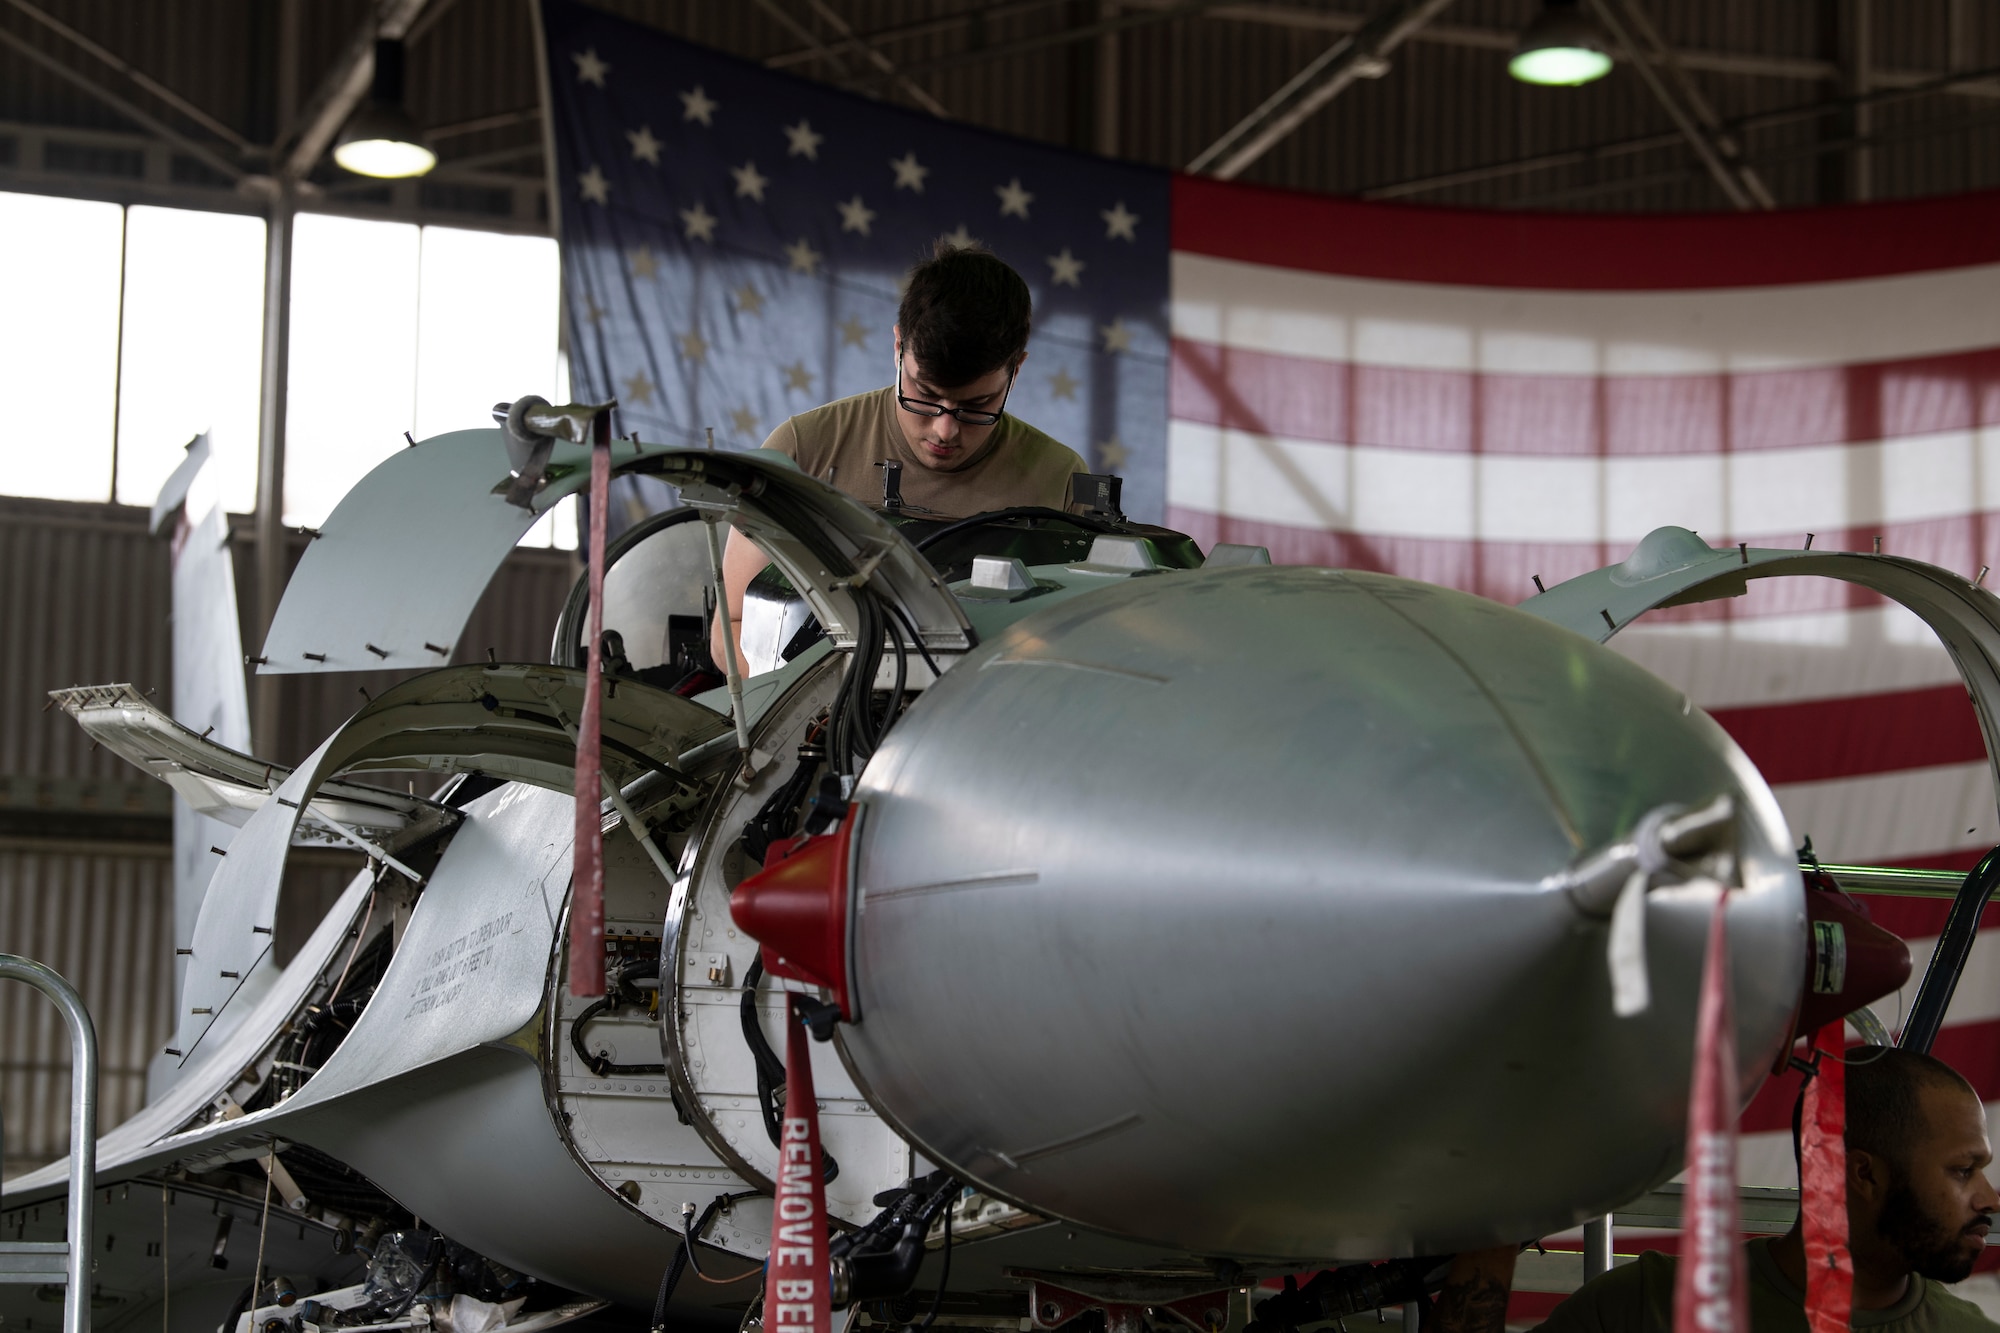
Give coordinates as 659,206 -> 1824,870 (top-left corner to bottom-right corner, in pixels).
1769,762 -> 1995,866
1171,254 -> 2000,372
1167,421 -> 2000,546
1609,606 -> 1965,711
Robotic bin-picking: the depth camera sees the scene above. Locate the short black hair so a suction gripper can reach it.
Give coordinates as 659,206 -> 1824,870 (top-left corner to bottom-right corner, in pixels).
897,241 -> 1031,388
1789,1046 -> 1980,1172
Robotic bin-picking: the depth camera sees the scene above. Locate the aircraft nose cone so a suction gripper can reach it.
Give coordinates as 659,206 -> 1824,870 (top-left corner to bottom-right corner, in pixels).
837,566 -> 1802,1261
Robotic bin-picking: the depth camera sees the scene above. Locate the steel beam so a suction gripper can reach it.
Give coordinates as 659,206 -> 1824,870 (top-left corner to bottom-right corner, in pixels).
864,2 -> 1223,84
1844,0 -> 1875,202
1503,101 -> 2000,209
766,0 -> 1069,69
1110,0 -> 2000,99
2,0 -> 250,150
785,0 -> 2000,102
1187,0 -> 1456,179
0,25 -> 243,181
1587,0 -> 1770,210
798,0 -> 949,116
279,0 -> 431,182
427,106 -> 542,141
254,0 -> 302,758
1604,0 -> 1774,207
751,0 -> 859,79
252,191 -> 295,758
1356,57 -> 2000,201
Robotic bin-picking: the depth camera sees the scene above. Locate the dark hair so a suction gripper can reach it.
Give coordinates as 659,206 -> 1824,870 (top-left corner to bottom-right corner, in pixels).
896,241 -> 1031,388
1789,1046 -> 1979,1172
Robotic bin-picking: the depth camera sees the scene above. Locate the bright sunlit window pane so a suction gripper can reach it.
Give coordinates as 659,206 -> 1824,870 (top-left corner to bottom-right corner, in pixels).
414,227 -> 571,551
413,226 -> 562,439
285,213 -> 420,526
0,192 -> 124,501
521,494 -> 579,549
117,206 -> 266,513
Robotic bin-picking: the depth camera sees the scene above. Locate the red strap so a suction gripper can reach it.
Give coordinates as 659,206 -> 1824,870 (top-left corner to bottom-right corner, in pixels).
1802,1025 -> 1852,1333
1675,893 -> 1748,1333
569,431 -> 612,997
767,995 -> 832,1333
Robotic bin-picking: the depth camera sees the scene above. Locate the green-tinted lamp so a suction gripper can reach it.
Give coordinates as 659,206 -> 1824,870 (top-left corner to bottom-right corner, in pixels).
334,39 -> 437,178
1509,0 -> 1614,86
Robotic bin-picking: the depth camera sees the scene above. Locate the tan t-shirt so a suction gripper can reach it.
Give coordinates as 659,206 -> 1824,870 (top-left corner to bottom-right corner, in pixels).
1536,1238 -> 1998,1333
761,386 -> 1085,520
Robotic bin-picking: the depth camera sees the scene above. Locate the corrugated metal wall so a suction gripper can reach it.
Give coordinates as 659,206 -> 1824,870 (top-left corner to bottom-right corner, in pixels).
0,497 -> 573,1176
0,500 -> 174,839
5,0 -> 2000,215
0,841 -> 172,1177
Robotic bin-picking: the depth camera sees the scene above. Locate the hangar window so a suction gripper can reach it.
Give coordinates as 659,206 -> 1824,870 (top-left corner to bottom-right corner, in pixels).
285,213 -> 571,546
0,191 -> 125,502
0,192 -> 570,545
116,205 -> 267,513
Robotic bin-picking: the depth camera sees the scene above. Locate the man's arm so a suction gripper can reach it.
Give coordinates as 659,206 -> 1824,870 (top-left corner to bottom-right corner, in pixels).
1435,1248 -> 1520,1333
708,526 -> 773,677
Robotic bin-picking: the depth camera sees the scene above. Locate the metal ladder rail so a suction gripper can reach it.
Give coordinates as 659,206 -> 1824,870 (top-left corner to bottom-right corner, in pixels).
0,953 -> 98,1333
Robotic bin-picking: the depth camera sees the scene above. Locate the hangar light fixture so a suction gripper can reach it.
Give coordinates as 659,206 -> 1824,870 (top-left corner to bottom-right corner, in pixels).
1509,0 -> 1614,86
333,40 -> 437,179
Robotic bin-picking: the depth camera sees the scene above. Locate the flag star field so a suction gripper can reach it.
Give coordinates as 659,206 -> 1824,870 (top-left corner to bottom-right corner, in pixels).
541,0 -> 1172,522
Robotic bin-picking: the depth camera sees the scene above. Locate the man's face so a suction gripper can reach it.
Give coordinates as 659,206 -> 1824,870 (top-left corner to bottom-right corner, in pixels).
1872,1083 -> 1997,1282
892,335 -> 1014,472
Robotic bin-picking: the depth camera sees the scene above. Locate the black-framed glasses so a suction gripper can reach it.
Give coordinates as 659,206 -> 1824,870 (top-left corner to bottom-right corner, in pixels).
895,351 -> 1014,427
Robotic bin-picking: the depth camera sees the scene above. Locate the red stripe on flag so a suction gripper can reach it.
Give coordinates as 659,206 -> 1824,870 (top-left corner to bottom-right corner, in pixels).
1843,884 -> 2000,941
1167,507 -> 2000,617
1507,1291 -> 1569,1323
1706,684 -> 1984,786
1170,339 -> 2000,457
1742,1017 -> 2000,1134
1170,176 -> 2000,289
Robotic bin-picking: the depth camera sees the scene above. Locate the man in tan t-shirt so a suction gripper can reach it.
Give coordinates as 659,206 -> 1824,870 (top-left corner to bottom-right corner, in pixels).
711,243 -> 1085,669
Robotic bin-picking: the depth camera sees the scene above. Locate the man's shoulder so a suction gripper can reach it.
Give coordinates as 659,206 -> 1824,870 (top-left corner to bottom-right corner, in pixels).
763,388 -> 891,479
998,413 -> 1086,472
1911,1281 -> 2000,1333
1534,1252 -> 1673,1333
788,388 -> 890,443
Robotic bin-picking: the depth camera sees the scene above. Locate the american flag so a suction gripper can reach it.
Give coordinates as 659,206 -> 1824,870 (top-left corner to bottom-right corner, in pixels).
539,0 -> 1171,526
1168,179 -> 2000,1288
546,0 -> 2000,1292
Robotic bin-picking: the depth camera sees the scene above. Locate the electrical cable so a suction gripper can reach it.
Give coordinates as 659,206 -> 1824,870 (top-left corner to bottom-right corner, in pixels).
380,1237 -> 443,1320
220,1279 -> 257,1333
653,1187 -> 774,1325
739,957 -> 791,1145
883,601 -> 942,680
737,957 -> 839,1181
570,966 -> 669,1077
912,1192 -> 954,1333
876,605 -> 908,752
829,592 -> 880,776
740,746 -> 824,864
649,1247 -> 681,1333
681,1196 -> 767,1285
